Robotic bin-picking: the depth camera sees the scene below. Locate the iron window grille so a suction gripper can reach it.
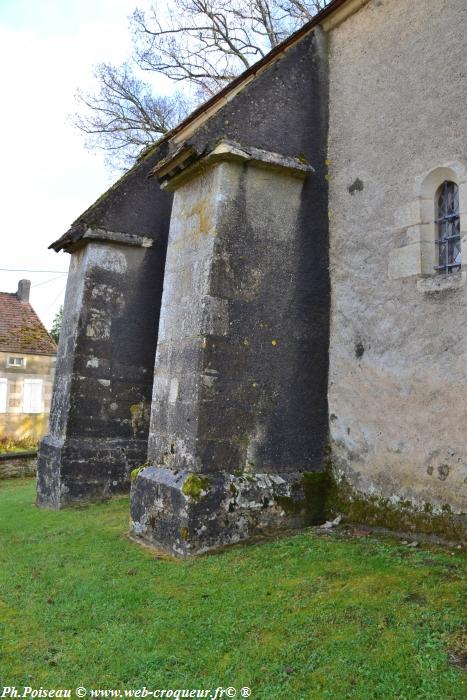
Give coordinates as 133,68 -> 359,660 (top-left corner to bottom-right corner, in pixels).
435,180 -> 461,273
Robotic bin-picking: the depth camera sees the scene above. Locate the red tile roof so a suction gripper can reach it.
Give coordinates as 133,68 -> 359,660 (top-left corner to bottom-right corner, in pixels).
0,292 -> 57,355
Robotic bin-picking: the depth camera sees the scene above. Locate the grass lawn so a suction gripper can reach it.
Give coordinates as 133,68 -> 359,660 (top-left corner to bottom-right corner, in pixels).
1,478 -> 466,699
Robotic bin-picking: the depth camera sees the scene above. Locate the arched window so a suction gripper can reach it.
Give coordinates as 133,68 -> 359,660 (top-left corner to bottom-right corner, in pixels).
389,162 -> 467,285
435,181 -> 461,273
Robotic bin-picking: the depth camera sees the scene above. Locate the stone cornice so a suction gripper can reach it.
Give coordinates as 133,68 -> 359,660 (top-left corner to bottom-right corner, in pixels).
152,139 -> 315,192
81,228 -> 154,249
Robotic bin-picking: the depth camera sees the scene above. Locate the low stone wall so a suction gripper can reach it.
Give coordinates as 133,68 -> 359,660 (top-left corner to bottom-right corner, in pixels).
0,451 -> 37,479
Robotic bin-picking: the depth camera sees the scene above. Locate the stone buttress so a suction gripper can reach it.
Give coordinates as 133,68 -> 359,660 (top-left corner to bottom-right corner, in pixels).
130,141 -> 329,555
37,150 -> 173,508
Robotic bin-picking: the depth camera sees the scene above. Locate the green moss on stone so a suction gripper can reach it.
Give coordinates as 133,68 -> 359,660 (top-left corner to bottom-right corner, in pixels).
180,527 -> 189,540
276,496 -> 304,516
275,470 -> 335,524
130,403 -> 148,437
130,460 -> 150,482
182,474 -> 211,500
302,470 -> 334,525
327,472 -> 466,541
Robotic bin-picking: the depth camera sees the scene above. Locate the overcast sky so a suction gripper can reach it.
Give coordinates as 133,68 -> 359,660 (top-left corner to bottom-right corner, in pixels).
0,0 -> 158,329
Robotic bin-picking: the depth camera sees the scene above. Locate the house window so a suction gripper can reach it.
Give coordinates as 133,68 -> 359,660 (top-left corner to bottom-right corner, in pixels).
435,181 -> 461,273
22,379 -> 43,413
8,356 -> 25,367
0,379 -> 6,413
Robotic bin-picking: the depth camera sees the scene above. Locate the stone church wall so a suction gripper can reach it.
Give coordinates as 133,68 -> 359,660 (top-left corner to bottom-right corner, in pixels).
39,0 -> 467,543
327,0 -> 467,534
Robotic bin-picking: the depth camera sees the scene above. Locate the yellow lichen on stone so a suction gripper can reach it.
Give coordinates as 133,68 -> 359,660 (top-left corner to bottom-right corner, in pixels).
187,197 -> 213,236
130,402 -> 148,437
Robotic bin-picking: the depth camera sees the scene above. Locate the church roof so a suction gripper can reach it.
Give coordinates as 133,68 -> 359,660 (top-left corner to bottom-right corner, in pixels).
149,0 -> 356,148
0,292 -> 57,356
49,0 -> 364,253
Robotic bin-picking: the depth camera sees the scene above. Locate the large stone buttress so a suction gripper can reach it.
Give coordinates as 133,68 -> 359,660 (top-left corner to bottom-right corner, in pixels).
130,141 -> 329,556
37,150 -> 173,508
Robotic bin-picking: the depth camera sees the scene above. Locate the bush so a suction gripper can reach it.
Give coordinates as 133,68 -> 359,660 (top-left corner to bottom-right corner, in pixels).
0,435 -> 38,453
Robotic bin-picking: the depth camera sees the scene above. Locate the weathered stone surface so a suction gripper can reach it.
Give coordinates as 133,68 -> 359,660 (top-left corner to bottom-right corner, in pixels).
130,467 -> 329,557
154,140 -> 314,191
38,134 -> 174,509
327,0 -> 467,531
49,143 -> 172,253
130,127 -> 330,552
40,28 -> 331,522
37,237 -> 167,507
0,453 -> 36,479
149,157 -> 320,470
38,1 -> 467,544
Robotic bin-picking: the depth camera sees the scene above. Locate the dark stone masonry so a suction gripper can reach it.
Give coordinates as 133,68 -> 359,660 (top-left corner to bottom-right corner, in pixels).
37,0 -> 467,552
38,27 -> 330,554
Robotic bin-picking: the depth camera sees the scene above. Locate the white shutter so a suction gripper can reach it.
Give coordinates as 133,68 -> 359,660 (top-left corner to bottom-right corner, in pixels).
0,379 -> 6,413
23,379 -> 43,413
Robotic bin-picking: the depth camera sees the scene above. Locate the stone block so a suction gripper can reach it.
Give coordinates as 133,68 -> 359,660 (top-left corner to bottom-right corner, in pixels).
420,241 -> 437,275
406,223 -> 434,244
388,243 -> 421,279
37,435 -> 148,508
130,466 -> 327,557
394,200 -> 422,229
417,271 -> 466,294
37,239 -> 166,508
132,139 -> 329,553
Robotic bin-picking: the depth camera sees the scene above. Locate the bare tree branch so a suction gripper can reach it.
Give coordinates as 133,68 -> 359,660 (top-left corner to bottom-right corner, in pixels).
73,1 -> 330,168
73,63 -> 189,169
277,0 -> 328,22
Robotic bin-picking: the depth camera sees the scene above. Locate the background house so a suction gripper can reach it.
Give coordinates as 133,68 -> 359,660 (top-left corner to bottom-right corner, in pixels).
0,280 -> 57,443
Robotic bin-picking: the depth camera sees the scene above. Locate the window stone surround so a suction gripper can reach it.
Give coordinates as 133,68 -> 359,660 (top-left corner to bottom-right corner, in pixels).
388,161 -> 467,287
